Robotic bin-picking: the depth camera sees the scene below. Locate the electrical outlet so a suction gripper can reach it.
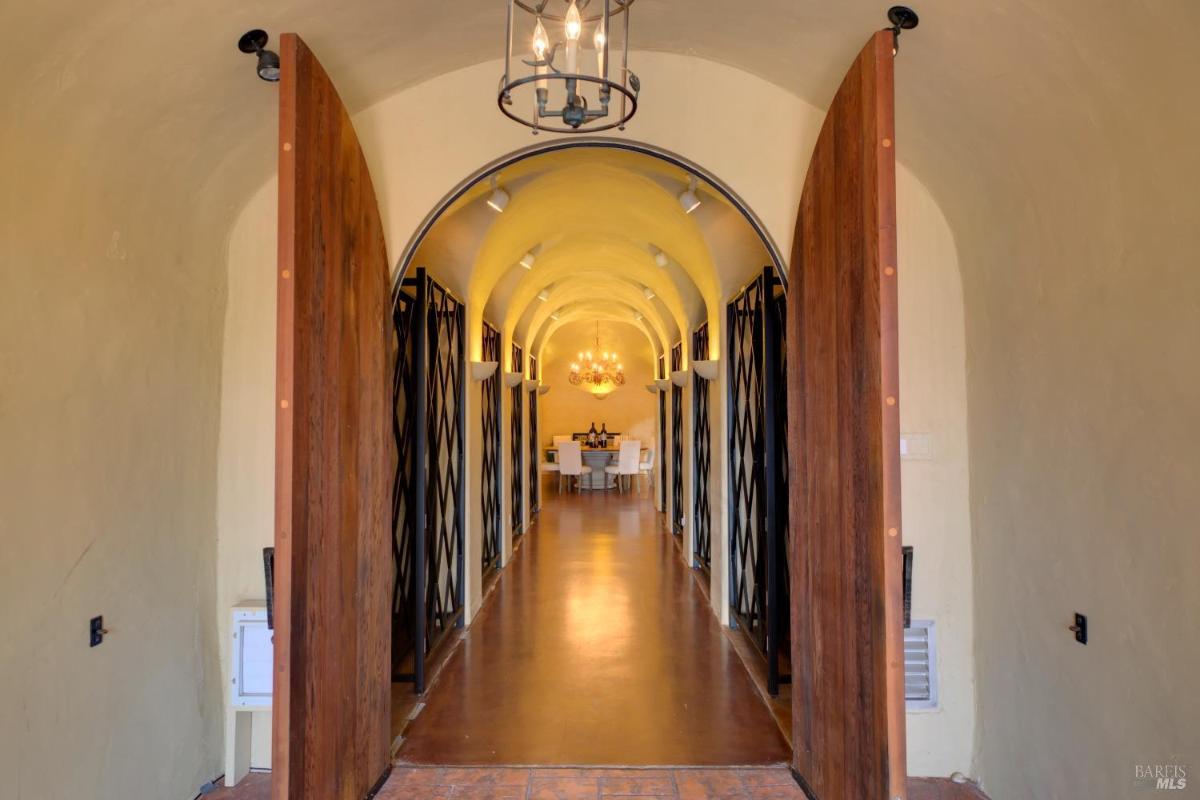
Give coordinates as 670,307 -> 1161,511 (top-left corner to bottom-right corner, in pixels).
90,615 -> 106,647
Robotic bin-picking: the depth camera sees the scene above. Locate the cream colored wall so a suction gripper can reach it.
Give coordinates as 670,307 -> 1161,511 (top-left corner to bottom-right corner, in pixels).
217,51 -> 974,777
0,108 -> 227,799
539,321 -> 657,451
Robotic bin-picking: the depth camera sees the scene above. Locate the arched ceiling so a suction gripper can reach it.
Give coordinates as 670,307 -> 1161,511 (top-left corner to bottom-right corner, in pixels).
411,152 -> 767,362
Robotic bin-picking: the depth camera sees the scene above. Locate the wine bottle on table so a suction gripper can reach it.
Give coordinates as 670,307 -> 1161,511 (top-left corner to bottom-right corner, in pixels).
587,422 -> 597,448
599,423 -> 608,449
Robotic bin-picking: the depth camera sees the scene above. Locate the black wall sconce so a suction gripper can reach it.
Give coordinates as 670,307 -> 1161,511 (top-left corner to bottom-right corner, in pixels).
238,29 -> 281,82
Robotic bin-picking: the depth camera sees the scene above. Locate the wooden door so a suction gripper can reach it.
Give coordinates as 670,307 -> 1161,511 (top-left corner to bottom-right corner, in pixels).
273,34 -> 393,800
786,30 -> 906,800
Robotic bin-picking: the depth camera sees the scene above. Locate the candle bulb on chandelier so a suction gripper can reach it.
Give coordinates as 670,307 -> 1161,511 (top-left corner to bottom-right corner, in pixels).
564,0 -> 582,73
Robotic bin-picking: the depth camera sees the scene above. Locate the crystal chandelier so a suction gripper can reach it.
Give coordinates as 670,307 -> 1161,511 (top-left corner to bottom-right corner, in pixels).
570,324 -> 626,391
498,0 -> 639,133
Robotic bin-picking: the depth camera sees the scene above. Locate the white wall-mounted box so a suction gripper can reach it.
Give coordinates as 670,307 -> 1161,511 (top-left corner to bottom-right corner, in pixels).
226,602 -> 271,787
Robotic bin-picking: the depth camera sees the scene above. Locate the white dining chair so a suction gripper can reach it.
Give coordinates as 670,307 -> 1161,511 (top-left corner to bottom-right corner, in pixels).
557,440 -> 591,493
638,447 -> 654,494
604,439 -> 642,492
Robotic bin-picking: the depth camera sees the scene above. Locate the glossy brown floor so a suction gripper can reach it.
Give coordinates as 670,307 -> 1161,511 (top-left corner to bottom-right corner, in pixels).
395,488 -> 791,766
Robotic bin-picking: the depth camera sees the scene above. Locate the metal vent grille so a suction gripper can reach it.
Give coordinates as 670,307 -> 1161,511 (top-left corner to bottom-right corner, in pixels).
904,619 -> 938,710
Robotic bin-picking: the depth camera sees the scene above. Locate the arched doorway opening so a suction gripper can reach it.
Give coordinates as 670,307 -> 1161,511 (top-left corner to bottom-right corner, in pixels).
385,141 -> 795,766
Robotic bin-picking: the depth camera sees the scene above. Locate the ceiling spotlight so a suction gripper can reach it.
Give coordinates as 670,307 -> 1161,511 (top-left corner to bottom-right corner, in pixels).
654,249 -> 669,268
486,174 -> 510,213
678,176 -> 701,214
519,252 -> 536,270
537,289 -> 550,302
642,285 -> 656,300
238,29 -> 281,82
634,312 -> 644,322
550,311 -> 561,321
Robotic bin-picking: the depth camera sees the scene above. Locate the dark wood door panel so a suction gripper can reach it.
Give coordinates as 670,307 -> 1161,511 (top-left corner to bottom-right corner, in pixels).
274,32 -> 393,800
786,29 -> 906,800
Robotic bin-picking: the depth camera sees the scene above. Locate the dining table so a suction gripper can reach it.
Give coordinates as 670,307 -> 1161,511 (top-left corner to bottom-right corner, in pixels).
544,445 -> 645,490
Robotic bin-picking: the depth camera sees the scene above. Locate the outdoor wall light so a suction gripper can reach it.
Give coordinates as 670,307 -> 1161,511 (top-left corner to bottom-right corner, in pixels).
238,29 -> 281,82
678,176 -> 701,214
486,175 -> 510,212
470,361 -> 499,382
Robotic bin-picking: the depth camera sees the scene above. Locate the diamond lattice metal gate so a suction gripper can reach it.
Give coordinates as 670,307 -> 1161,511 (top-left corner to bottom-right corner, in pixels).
511,343 -> 524,537
727,266 -> 790,695
670,342 -> 684,536
481,321 -> 502,578
692,323 -> 712,571
392,268 -> 466,693
528,355 -> 539,517
658,354 -> 667,511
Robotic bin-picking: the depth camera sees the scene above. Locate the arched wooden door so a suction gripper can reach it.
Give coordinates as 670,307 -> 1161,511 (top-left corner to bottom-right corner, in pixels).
273,34 -> 393,800
786,30 -> 907,800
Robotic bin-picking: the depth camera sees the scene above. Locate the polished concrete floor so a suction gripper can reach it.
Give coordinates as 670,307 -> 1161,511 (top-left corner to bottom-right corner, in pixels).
395,488 -> 791,766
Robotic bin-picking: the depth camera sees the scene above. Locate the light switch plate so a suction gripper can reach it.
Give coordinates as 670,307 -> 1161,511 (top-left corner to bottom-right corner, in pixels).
900,433 -> 932,460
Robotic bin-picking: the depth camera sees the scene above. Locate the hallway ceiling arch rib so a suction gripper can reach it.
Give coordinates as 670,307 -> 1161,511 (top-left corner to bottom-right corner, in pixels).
506,262 -> 687,344
519,283 -> 673,358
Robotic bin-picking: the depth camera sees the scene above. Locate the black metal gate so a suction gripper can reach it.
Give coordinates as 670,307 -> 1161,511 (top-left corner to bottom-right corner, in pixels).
692,323 -> 712,571
727,266 -> 790,695
391,268 -> 466,693
481,321 -> 502,578
510,343 -> 524,537
528,355 -> 539,517
670,342 -> 684,536
658,354 -> 667,511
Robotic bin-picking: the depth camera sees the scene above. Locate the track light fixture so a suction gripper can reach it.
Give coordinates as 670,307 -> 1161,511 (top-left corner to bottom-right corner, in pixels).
519,252 -> 536,269
238,29 -> 281,82
678,176 -> 701,214
486,174 -> 510,212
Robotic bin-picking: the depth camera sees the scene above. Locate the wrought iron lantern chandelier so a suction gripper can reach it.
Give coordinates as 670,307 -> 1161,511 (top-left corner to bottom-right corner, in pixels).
499,0 -> 639,133
570,324 -> 626,390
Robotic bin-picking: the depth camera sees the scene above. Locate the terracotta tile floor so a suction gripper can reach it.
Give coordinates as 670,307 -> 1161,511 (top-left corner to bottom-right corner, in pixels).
204,768 -> 988,799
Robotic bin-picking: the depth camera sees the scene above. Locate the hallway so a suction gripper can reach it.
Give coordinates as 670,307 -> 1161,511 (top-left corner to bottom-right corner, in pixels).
395,487 -> 790,766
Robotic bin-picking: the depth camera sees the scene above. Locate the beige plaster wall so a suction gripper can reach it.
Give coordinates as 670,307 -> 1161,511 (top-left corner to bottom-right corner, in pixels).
216,52 -> 974,776
0,97 -> 227,800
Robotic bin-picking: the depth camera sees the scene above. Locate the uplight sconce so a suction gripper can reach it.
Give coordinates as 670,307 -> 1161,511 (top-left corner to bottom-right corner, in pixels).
503,371 -> 525,388
470,361 -> 499,382
644,384 -> 658,394
671,369 -> 689,387
538,385 -> 551,396
654,378 -> 671,392
692,359 -> 719,381
523,379 -> 540,392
